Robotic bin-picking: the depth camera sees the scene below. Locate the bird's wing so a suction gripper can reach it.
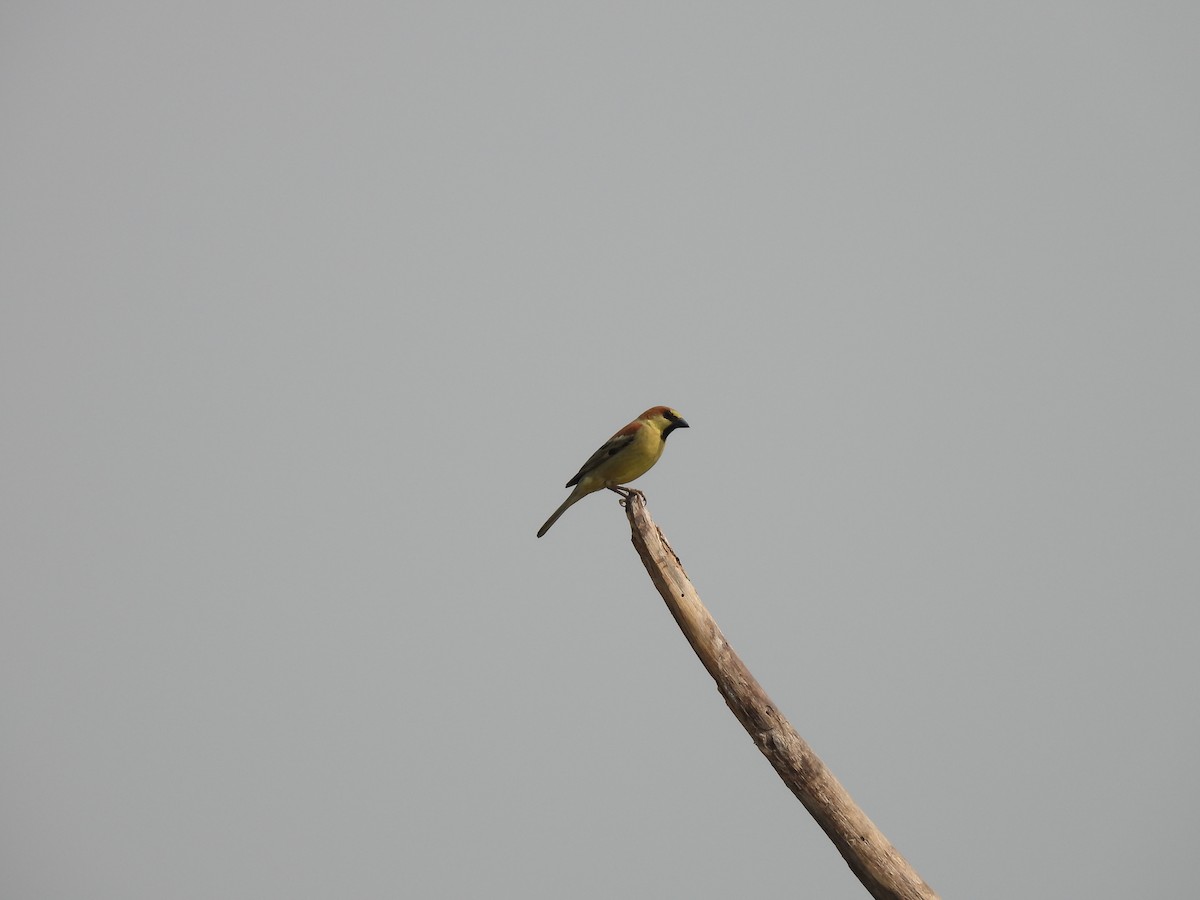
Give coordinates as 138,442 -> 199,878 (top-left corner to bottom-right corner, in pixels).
565,424 -> 640,487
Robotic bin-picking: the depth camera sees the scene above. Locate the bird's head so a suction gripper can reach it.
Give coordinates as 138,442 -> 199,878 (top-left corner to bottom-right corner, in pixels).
639,406 -> 689,438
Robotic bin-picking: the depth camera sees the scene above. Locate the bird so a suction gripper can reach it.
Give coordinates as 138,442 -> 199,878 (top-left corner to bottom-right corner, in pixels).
537,406 -> 689,538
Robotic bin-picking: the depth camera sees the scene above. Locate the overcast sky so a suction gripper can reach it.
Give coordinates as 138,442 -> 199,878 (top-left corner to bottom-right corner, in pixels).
3,4 -> 1198,898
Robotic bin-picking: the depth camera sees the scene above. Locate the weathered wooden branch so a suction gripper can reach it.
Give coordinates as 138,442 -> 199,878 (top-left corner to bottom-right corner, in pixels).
623,492 -> 938,900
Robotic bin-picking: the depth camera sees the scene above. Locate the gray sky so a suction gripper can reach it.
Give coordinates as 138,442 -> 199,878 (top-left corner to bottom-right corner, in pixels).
3,4 -> 1198,898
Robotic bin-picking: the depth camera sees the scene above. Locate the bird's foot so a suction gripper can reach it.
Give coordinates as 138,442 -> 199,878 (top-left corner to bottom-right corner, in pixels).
609,486 -> 645,507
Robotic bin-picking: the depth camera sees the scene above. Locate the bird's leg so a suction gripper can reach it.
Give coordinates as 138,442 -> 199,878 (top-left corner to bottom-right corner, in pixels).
608,485 -> 645,507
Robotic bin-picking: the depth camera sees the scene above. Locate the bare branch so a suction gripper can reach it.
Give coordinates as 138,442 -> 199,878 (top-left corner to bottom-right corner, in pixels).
623,493 -> 938,900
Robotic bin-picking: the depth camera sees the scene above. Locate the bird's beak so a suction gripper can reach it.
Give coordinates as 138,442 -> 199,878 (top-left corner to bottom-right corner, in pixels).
676,418 -> 689,428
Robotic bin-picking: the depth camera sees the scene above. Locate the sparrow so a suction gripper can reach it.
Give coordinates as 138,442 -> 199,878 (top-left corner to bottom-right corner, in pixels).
537,406 -> 689,538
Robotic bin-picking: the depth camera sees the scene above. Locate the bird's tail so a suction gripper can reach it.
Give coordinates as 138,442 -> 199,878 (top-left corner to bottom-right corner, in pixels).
537,489 -> 585,538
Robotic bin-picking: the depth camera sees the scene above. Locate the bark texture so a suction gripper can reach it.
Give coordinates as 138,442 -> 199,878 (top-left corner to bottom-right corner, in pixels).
623,493 -> 938,900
